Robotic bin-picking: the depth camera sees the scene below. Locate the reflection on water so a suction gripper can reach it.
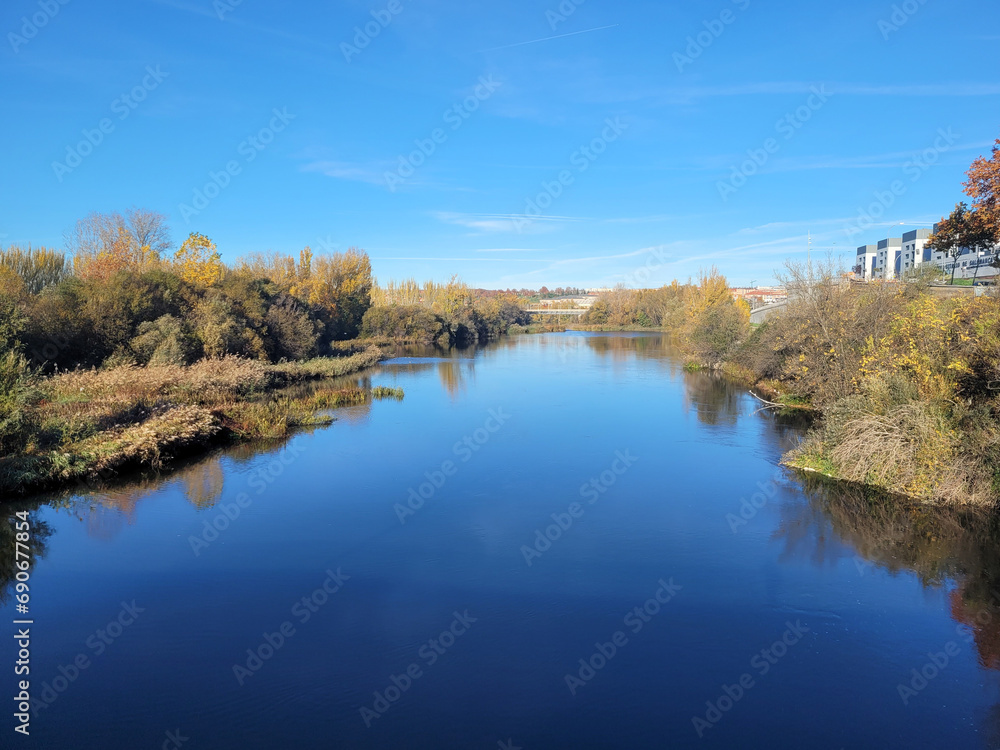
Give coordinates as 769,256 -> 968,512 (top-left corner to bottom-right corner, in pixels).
0,499 -> 51,605
4,335 -> 997,655
783,477 -> 1000,672
582,330 -> 676,359
3,331 -> 1000,749
436,361 -> 474,400
682,370 -> 746,427
179,460 -> 226,511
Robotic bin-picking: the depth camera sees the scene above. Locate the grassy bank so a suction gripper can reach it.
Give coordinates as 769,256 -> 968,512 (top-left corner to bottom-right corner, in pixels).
573,264 -> 999,506
0,347 -> 397,497
568,324 -> 670,333
726,273 -> 1000,507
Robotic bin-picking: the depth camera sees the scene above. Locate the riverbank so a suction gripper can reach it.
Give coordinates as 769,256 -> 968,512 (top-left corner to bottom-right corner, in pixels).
573,271 -> 999,507
726,282 -> 1000,507
0,347 -> 399,497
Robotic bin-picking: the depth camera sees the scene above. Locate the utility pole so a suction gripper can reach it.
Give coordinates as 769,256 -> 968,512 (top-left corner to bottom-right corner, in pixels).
807,231 -> 813,287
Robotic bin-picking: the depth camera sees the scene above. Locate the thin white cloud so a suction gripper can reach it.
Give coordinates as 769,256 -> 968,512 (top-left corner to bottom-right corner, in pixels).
603,214 -> 679,225
146,0 -> 337,53
652,81 -> 1000,105
433,211 -> 581,233
763,140 -> 996,173
475,248 -> 549,253
300,161 -> 387,186
146,0 -> 216,19
480,25 -> 620,53
500,245 -> 682,284
371,256 -> 550,263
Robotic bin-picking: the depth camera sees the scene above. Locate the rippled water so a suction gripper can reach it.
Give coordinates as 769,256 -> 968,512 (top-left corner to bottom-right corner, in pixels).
4,332 -> 1000,749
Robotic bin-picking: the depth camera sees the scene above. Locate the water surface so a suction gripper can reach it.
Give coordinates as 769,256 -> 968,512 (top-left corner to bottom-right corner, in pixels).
4,332 -> 1000,749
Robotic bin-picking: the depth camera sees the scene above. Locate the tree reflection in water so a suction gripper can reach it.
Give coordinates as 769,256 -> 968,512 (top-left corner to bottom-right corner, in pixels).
776,476 -> 1000,671
0,431 -> 325,592
681,370 -> 747,427
583,331 -> 677,364
437,361 -> 475,401
0,500 -> 52,605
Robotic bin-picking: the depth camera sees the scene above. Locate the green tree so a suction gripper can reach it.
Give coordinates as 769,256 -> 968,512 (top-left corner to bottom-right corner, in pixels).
131,315 -> 196,365
927,203 -> 995,284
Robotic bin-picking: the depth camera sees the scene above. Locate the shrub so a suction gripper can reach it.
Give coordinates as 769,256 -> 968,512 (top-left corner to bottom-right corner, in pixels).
360,305 -> 446,342
132,315 -> 196,366
687,297 -> 749,363
0,352 -> 39,456
265,301 -> 320,361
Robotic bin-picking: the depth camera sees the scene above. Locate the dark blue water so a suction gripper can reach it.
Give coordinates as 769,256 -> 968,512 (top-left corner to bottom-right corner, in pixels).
4,332 -> 1000,749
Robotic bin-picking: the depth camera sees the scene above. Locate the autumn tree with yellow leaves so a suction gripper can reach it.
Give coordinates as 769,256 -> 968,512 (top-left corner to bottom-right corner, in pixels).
174,233 -> 224,286
67,209 -> 169,281
683,267 -> 749,364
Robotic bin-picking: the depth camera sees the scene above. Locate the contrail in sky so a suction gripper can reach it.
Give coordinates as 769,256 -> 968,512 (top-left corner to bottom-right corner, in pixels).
480,24 -> 619,53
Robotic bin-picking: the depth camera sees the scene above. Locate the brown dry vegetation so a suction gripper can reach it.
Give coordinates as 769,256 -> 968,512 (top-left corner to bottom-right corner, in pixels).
736,261 -> 1000,506
0,347 -> 393,496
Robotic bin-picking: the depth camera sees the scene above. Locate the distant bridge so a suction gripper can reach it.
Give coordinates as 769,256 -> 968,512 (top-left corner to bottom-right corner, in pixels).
522,308 -> 588,316
749,302 -> 787,325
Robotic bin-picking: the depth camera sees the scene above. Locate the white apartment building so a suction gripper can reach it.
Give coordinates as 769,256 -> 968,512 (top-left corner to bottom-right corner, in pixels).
900,228 -> 932,274
855,244 -> 877,280
875,238 -> 902,280
856,224 -> 997,282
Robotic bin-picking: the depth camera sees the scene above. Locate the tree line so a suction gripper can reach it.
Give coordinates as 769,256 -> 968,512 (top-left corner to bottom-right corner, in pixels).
0,211 -> 538,377
580,269 -> 752,363
1,214 -> 370,373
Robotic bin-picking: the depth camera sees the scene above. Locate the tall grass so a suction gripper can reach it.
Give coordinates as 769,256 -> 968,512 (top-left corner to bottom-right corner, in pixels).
0,347 -> 392,496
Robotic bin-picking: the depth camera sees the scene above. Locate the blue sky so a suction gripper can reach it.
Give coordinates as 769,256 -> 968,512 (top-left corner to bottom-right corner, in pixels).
2,0 -> 998,288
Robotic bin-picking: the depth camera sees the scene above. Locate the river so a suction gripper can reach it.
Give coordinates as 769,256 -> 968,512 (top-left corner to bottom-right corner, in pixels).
3,332 -> 1000,749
